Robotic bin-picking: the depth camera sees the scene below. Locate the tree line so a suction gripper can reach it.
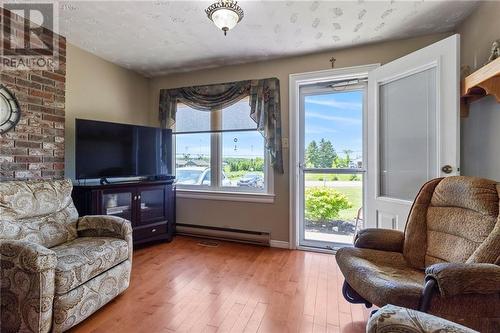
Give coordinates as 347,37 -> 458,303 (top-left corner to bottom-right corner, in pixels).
305,139 -> 354,169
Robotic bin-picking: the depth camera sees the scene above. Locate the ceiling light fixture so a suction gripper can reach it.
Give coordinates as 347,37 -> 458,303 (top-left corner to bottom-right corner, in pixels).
205,0 -> 244,36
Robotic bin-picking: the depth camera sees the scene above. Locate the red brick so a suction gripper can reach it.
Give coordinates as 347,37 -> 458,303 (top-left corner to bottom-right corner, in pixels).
28,148 -> 53,156
15,141 -> 41,148
43,156 -> 64,163
0,8 -> 66,181
42,71 -> 65,83
1,73 -> 16,84
30,89 -> 54,100
42,114 -> 64,123
53,163 -> 64,170
41,170 -> 63,178
16,78 -> 42,90
1,147 -> 27,155
15,170 -> 42,179
30,74 -> 54,86
0,163 -> 27,171
15,156 -> 42,163
28,163 -> 52,170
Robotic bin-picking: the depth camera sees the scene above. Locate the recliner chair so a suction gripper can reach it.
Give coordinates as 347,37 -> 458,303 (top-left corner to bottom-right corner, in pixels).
336,176 -> 500,332
0,179 -> 133,332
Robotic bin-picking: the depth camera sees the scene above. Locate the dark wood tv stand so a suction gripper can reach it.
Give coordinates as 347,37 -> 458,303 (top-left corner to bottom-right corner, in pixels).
72,180 -> 176,245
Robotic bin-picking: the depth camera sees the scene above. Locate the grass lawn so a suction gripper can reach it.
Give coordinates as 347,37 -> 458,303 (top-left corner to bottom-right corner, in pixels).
334,186 -> 363,221
305,174 -> 361,181
225,170 -> 264,180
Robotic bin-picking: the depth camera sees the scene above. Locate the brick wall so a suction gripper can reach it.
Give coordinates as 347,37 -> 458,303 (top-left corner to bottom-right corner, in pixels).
0,8 -> 66,180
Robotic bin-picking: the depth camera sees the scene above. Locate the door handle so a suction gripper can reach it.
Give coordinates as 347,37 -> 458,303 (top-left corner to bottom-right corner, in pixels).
441,165 -> 453,174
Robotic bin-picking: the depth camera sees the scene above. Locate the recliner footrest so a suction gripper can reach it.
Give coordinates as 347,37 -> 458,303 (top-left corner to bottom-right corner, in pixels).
342,281 -> 373,308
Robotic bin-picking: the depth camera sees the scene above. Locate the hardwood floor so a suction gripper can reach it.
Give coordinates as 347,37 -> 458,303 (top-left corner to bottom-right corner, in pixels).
69,236 -> 371,333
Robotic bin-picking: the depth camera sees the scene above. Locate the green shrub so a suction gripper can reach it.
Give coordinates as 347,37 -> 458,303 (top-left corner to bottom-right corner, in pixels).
305,187 -> 352,223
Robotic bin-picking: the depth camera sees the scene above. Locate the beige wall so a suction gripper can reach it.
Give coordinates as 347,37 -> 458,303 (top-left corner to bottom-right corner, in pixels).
458,1 -> 500,180
148,33 -> 450,242
65,44 -> 151,179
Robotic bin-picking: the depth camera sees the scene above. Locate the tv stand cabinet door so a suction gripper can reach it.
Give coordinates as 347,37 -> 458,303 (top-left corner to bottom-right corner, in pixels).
100,188 -> 136,225
136,185 -> 167,227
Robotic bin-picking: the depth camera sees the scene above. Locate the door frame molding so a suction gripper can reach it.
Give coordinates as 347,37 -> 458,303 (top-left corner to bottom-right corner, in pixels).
288,64 -> 380,250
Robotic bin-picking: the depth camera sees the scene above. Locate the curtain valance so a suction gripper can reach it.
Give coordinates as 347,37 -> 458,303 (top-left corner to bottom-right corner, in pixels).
159,78 -> 283,173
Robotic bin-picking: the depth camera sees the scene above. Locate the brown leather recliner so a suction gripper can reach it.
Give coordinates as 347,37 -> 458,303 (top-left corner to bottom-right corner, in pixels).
336,176 -> 500,332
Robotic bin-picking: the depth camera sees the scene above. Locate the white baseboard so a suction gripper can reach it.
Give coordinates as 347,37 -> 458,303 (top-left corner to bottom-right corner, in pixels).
270,240 -> 290,249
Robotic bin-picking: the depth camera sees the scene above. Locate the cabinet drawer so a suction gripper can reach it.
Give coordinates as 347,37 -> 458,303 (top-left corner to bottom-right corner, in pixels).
134,223 -> 167,241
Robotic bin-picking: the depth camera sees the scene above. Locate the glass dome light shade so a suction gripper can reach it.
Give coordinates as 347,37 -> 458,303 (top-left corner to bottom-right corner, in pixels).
211,8 -> 239,33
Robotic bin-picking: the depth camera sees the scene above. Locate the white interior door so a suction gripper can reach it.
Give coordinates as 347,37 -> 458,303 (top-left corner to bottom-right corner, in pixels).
366,35 -> 460,231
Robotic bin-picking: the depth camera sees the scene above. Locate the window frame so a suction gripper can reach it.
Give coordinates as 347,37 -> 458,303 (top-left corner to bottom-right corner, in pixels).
173,100 -> 274,201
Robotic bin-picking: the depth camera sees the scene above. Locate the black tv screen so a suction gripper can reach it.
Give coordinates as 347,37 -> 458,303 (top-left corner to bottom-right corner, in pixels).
75,119 -> 172,179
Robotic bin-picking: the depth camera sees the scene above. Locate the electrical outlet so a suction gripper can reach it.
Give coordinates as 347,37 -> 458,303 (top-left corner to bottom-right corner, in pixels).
282,138 -> 289,149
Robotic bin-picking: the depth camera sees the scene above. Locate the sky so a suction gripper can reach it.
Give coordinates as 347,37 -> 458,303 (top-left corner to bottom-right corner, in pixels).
175,90 -> 363,160
305,91 -> 363,160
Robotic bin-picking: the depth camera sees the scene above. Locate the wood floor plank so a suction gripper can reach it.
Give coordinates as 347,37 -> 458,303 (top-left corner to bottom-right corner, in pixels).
68,236 -> 368,333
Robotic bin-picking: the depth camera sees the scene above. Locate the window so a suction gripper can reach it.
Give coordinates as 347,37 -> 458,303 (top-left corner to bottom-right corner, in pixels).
174,98 -> 271,194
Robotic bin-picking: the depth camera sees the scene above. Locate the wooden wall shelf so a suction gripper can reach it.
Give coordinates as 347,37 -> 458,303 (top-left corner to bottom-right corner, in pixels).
461,57 -> 500,117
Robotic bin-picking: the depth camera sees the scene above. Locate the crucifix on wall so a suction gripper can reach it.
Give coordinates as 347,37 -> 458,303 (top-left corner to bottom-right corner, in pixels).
330,57 -> 336,68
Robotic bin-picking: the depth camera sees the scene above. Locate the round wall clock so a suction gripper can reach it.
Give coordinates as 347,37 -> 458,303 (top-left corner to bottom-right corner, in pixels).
0,85 -> 21,134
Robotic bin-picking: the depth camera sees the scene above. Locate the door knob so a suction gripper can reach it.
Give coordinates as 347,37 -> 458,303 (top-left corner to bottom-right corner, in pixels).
441,165 -> 453,174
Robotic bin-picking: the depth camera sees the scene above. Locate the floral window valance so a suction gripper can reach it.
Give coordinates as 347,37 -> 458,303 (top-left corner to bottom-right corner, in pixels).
159,78 -> 283,173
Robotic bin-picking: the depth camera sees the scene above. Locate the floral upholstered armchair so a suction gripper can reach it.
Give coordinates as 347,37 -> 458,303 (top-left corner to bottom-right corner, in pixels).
336,176 -> 500,332
367,305 -> 478,333
0,179 -> 133,332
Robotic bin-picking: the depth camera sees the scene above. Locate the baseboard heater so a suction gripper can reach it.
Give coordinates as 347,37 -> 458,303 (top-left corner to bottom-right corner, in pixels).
176,223 -> 271,246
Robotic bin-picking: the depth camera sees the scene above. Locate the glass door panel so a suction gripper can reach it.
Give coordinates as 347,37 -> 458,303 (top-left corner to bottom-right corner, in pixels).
379,68 -> 437,201
102,191 -> 133,221
138,188 -> 165,225
299,86 -> 365,250
303,173 -> 363,246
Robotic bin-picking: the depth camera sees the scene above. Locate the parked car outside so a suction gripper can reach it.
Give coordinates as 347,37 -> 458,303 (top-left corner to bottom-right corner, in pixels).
176,167 -> 231,186
237,173 -> 264,188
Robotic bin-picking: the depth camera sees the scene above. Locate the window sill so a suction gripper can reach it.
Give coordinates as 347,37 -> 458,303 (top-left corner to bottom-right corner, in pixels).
176,189 -> 275,203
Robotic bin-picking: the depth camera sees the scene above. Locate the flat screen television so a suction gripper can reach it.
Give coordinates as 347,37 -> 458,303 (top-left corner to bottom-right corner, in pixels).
75,119 -> 172,180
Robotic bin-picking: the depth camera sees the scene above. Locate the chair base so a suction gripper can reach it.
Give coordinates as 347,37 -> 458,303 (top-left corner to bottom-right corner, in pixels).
342,281 -> 373,308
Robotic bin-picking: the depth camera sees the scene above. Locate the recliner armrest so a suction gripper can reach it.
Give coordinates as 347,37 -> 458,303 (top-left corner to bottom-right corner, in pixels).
77,215 -> 133,261
354,228 -> 405,253
0,239 -> 56,273
0,240 -> 56,333
77,215 -> 132,241
425,262 -> 500,297
368,304 -> 478,333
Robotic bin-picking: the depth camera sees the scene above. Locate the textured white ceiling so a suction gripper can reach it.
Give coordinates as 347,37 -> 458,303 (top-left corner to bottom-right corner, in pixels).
58,1 -> 478,77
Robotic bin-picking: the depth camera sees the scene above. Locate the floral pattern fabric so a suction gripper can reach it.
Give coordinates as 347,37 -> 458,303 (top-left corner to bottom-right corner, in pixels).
52,260 -> 131,333
0,179 -> 79,248
367,305 -> 478,333
52,237 -> 129,294
0,240 -> 56,333
77,215 -> 133,261
159,78 -> 283,173
0,179 -> 133,333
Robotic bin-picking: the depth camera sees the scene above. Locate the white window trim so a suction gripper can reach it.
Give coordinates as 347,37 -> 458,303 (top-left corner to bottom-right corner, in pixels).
174,101 -> 274,200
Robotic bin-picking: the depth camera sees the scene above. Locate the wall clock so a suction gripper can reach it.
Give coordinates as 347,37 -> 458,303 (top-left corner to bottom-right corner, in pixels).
0,85 -> 20,134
